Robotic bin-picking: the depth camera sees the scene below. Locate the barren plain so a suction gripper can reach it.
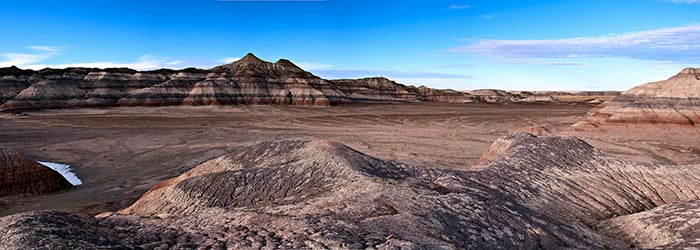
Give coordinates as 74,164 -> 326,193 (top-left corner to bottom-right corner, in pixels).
1,102 -> 698,217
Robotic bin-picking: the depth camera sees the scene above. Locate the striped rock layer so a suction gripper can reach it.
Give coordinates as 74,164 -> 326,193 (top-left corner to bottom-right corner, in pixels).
575,68 -> 700,128
0,147 -> 72,197
0,53 -> 477,111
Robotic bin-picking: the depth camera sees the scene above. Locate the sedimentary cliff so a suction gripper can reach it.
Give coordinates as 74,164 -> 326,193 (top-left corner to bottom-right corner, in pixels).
574,68 -> 700,128
0,53 -> 491,111
330,77 -> 476,103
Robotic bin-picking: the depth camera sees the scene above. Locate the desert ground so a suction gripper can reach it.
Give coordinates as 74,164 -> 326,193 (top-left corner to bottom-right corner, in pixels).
1,102 -> 698,217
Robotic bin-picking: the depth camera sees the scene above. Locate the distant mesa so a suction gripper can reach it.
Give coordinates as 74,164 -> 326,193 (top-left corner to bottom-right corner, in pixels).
0,53 -> 485,111
0,52 -> 610,112
574,67 -> 700,128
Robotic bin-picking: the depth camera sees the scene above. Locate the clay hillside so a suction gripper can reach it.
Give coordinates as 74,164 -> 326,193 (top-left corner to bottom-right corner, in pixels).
2,133 -> 700,249
0,53 -> 479,111
0,147 -> 73,210
0,53 -> 619,111
575,68 -> 700,128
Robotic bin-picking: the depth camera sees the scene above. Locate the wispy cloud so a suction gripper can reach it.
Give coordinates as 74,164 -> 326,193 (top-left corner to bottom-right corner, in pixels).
0,46 -> 63,67
440,60 -> 584,69
296,62 -> 332,70
663,0 -> 700,4
498,61 -> 585,66
450,25 -> 700,61
313,69 -> 473,79
24,55 -> 186,70
26,46 -> 64,53
164,60 -> 183,66
449,4 -> 470,10
1,46 -> 189,70
218,57 -> 240,63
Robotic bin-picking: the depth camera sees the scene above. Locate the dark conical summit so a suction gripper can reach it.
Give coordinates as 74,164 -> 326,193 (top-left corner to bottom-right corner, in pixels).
238,53 -> 264,63
211,53 -> 311,75
274,59 -> 304,72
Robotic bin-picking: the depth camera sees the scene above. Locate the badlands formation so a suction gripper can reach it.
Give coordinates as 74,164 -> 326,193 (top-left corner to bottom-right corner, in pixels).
575,68 -> 700,128
2,134 -> 700,249
0,57 -> 698,249
0,53 -> 615,112
0,53 -> 478,111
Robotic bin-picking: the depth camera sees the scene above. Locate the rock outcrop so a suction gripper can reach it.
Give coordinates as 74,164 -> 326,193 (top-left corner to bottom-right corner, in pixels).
0,53 -> 491,111
330,77 -> 476,103
574,68 -> 700,128
0,53 -> 577,111
597,199 -> 700,249
0,148 -> 72,197
467,89 -> 523,103
3,133 -> 700,248
473,133 -> 700,227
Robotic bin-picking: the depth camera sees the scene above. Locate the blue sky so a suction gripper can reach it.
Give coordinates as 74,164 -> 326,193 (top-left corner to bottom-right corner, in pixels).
1,0 -> 699,90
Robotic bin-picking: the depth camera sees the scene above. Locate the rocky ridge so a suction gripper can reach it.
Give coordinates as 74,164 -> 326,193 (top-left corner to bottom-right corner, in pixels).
0,53 -> 611,111
0,53 -> 484,111
597,199 -> 700,249
2,132 -> 700,249
574,68 -> 700,128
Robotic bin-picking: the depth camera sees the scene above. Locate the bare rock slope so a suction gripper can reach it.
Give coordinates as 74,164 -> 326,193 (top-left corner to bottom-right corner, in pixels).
597,199 -> 700,249
3,133 -> 700,249
574,68 -> 700,128
0,147 -> 72,197
0,53 -> 484,111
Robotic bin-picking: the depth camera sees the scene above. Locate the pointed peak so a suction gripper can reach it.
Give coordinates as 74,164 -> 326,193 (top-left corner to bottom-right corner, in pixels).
238,53 -> 263,63
275,58 -> 293,65
679,67 -> 700,74
275,58 -> 301,68
275,59 -> 310,73
672,67 -> 700,80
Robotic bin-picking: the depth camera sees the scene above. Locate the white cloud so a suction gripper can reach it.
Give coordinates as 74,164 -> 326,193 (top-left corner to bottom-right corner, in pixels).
0,46 -> 63,67
451,24 -> 700,61
164,60 -> 183,66
312,69 -> 474,80
26,46 -> 64,53
218,57 -> 240,63
24,55 -> 185,70
1,46 -> 185,70
296,62 -> 333,70
449,4 -> 470,9
663,0 -> 700,3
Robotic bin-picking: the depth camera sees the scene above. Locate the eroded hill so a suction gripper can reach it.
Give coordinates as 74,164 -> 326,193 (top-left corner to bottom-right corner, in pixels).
1,133 -> 699,249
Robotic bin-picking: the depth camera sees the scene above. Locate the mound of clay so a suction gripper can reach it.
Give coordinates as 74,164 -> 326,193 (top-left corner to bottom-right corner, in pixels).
4,134 -> 700,248
467,89 -> 522,103
1,139 -> 621,249
330,78 -> 475,103
574,68 -> 700,128
597,199 -> 700,249
0,148 -> 72,197
473,132 -> 700,227
473,132 -> 538,165
120,139 -> 621,249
